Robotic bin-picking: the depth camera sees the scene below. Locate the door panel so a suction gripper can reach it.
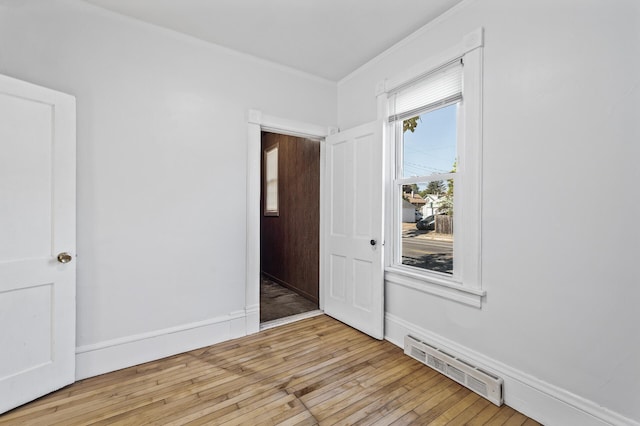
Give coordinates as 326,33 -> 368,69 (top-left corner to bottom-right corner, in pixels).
329,254 -> 347,301
0,95 -> 53,261
0,74 -> 76,414
323,121 -> 384,339
0,283 -> 53,377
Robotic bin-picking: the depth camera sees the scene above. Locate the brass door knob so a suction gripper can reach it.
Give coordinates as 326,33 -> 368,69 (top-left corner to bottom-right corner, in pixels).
57,252 -> 72,264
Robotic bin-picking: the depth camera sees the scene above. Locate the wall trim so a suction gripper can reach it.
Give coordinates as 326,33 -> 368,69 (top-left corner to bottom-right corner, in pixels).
379,27 -> 483,96
385,269 -> 484,307
246,110 -> 329,336
385,313 -> 639,426
75,311 -> 246,380
245,303 -> 260,335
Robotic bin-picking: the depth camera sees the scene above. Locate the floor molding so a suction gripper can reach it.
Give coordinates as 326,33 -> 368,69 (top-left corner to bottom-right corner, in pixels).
75,311 -> 246,380
262,272 -> 319,305
385,313 -> 639,426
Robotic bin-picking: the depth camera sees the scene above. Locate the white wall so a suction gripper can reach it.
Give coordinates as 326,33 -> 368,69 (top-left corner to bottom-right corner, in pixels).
339,0 -> 639,424
402,199 -> 416,223
0,0 -> 336,377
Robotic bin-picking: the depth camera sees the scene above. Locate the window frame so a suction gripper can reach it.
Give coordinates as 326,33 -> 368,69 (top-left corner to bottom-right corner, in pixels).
376,28 -> 485,307
263,144 -> 279,216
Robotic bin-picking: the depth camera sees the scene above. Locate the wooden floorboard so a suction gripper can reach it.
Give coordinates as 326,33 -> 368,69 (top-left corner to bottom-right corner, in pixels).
0,315 -> 542,425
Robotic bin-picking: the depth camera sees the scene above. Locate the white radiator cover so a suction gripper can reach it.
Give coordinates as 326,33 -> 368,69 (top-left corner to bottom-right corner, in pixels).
404,335 -> 504,406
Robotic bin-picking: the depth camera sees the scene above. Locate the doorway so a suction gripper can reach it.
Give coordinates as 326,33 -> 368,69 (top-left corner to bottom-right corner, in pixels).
260,132 -> 321,324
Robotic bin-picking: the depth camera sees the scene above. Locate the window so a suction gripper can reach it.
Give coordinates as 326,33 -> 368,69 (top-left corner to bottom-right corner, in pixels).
391,60 -> 461,278
380,29 -> 484,306
264,144 -> 279,216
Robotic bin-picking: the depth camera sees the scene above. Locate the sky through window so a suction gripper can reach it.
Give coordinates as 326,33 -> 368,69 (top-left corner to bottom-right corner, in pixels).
402,103 -> 458,184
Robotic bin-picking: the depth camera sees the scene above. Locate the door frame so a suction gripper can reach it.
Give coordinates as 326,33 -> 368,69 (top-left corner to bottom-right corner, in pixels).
246,110 -> 333,334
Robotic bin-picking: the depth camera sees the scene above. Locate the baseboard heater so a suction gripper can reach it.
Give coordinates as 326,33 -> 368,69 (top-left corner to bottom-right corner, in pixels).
404,335 -> 504,406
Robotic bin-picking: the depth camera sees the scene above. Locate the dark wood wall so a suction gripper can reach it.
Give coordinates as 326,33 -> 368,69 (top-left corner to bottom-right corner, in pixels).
261,132 -> 320,304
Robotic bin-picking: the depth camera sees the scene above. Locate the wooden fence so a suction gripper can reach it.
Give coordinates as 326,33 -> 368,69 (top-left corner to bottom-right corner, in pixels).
435,215 -> 453,234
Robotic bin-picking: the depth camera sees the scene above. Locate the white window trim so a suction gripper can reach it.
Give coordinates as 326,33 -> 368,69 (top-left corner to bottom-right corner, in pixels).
377,28 -> 485,308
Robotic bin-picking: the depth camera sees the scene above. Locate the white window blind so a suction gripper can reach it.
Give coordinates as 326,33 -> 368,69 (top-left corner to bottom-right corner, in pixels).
389,59 -> 463,123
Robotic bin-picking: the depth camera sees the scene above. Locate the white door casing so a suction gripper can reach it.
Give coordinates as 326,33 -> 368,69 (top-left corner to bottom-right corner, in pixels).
322,121 -> 385,339
246,110 -> 328,334
0,74 -> 76,414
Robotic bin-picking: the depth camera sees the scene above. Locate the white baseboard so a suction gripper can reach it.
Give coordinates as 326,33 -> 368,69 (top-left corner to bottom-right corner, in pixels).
245,303 -> 260,335
75,311 -> 247,380
385,313 -> 638,426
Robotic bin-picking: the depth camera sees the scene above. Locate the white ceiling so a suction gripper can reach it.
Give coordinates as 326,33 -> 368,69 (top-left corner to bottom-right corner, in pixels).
82,0 -> 464,81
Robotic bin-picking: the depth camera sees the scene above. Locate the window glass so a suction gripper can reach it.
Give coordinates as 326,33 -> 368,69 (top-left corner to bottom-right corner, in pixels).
401,104 -> 457,178
401,187 -> 454,274
398,104 -> 457,275
264,145 -> 279,215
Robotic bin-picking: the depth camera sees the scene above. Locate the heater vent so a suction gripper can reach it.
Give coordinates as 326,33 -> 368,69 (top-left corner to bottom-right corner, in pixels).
467,374 -> 488,396
404,335 -> 503,406
446,364 -> 466,383
427,354 -> 446,372
410,347 -> 426,362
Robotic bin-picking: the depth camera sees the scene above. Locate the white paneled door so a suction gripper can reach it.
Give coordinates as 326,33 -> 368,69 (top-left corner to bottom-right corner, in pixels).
0,75 -> 76,414
323,121 -> 385,339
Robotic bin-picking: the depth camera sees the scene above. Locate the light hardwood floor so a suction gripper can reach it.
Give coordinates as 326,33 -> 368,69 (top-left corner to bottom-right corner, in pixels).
0,315 -> 541,425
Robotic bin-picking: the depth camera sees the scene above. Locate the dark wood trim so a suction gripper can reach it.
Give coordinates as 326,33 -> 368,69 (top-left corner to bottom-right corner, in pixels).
262,271 -> 318,305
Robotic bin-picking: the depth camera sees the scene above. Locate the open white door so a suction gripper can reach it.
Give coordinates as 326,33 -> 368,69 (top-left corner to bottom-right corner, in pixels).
322,121 -> 385,339
0,74 -> 76,413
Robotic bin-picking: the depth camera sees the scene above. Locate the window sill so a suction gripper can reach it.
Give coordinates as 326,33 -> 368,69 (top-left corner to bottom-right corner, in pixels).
384,266 -> 485,308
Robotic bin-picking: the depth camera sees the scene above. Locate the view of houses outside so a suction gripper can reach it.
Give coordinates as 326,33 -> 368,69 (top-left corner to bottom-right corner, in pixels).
400,104 -> 457,274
